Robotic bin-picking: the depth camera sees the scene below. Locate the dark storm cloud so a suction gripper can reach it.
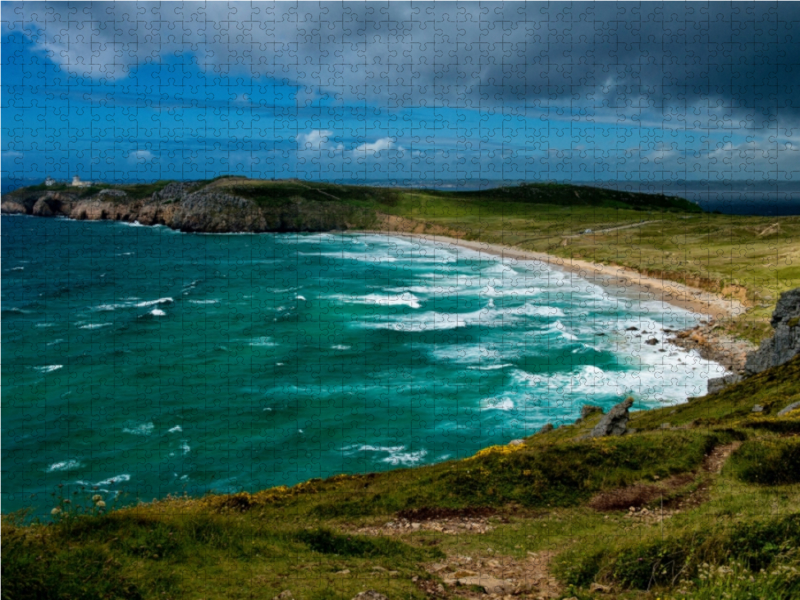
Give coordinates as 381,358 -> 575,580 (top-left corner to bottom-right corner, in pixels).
3,1 -> 800,121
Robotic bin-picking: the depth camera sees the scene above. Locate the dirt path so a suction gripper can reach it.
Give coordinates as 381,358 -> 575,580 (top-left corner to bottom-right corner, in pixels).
561,219 -> 662,238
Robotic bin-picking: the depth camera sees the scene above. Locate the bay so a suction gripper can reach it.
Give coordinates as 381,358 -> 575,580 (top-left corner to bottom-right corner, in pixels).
1,215 -> 726,514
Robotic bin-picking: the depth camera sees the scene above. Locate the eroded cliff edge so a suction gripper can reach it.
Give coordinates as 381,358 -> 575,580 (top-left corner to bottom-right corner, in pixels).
1,179 -> 380,233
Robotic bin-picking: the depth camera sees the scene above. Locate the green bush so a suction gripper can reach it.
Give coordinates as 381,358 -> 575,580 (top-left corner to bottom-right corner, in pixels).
555,513 -> 800,591
295,527 -> 438,560
730,439 -> 800,485
2,524 -> 144,600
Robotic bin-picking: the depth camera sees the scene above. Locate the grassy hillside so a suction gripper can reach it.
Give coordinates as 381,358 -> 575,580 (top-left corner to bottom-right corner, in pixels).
5,357 -> 800,600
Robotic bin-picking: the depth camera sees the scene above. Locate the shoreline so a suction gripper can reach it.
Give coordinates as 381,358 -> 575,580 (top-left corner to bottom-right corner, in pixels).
364,230 -> 748,321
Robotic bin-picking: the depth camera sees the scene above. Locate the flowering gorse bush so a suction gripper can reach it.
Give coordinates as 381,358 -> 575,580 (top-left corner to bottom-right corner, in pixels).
665,554 -> 800,600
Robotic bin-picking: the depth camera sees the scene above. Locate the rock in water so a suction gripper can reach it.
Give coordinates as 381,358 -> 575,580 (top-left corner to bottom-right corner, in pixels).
745,288 -> 800,375
589,397 -> 634,438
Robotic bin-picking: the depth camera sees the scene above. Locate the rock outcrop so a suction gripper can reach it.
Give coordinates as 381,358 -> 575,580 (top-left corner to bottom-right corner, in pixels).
588,397 -> 634,438
777,401 -> 800,417
1,180 -> 378,233
744,288 -> 800,375
707,287 -> 800,394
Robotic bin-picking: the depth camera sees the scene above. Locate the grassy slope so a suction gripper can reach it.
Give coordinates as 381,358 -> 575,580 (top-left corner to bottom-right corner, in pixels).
5,357 -> 800,600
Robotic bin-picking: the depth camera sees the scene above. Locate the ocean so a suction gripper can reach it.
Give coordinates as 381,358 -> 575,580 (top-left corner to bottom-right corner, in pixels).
1,215 -> 726,515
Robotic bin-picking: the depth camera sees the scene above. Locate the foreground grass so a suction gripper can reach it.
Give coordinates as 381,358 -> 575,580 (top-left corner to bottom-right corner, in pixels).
5,357 -> 800,600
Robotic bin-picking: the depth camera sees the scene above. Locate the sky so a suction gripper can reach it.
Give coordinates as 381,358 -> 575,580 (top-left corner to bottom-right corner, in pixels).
2,1 -> 800,185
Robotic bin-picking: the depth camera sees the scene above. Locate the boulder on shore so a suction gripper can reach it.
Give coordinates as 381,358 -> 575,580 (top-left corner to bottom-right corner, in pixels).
588,397 -> 634,438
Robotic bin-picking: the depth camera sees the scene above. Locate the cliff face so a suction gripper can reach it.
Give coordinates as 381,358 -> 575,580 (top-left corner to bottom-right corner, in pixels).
744,288 -> 800,375
707,287 -> 800,393
1,181 -> 377,233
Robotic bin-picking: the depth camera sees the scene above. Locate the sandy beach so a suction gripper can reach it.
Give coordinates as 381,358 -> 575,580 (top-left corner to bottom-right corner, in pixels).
370,231 -> 748,321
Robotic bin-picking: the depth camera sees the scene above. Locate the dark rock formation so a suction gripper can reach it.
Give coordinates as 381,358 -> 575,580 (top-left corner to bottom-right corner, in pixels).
1,180 -> 379,233
744,288 -> 800,375
588,397 -> 634,438
706,287 -> 800,394
707,374 -> 742,394
32,198 -> 54,216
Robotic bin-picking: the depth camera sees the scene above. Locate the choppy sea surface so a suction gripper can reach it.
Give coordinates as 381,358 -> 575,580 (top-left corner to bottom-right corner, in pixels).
2,216 -> 727,514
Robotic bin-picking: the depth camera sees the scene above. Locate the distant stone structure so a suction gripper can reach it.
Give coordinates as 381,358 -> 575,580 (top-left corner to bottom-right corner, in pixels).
71,175 -> 92,188
44,176 -> 56,186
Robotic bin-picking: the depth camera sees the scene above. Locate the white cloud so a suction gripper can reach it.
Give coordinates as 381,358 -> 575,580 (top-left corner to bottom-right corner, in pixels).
353,137 -> 394,155
298,130 -> 333,151
128,150 -> 155,163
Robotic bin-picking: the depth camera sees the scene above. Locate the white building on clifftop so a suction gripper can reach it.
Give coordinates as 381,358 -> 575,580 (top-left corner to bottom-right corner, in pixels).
71,175 -> 92,188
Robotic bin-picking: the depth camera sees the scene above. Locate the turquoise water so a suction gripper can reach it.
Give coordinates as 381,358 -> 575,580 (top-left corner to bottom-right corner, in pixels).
2,216 -> 726,514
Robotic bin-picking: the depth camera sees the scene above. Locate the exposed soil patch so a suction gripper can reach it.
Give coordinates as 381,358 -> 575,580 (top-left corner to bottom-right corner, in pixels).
702,441 -> 742,473
355,515 -> 495,536
591,442 -> 744,524
588,473 -> 695,512
427,550 -> 561,599
397,507 -> 497,521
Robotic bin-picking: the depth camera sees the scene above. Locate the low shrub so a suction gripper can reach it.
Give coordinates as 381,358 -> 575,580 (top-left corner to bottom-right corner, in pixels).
730,439 -> 800,485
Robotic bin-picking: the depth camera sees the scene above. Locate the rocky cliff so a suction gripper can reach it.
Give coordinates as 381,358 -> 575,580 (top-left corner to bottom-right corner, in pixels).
744,287 -> 800,374
1,180 -> 378,233
707,287 -> 800,393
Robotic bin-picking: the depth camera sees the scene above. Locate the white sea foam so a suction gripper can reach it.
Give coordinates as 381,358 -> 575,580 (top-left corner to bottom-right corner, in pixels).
35,365 -> 63,373
304,251 -> 397,263
123,422 -> 154,436
93,474 -> 131,487
296,295 -> 307,301
188,299 -> 219,305
168,425 -> 183,433
79,323 -> 112,330
250,336 -> 278,347
343,444 -> 428,466
468,363 -> 514,371
331,345 -> 351,350
480,285 -> 542,298
180,441 -> 190,454
335,292 -> 422,309
47,338 -> 65,346
481,397 -> 515,411
150,308 -> 166,316
519,303 -> 566,317
11,266 -> 24,271
95,297 -> 173,311
46,459 -> 82,472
